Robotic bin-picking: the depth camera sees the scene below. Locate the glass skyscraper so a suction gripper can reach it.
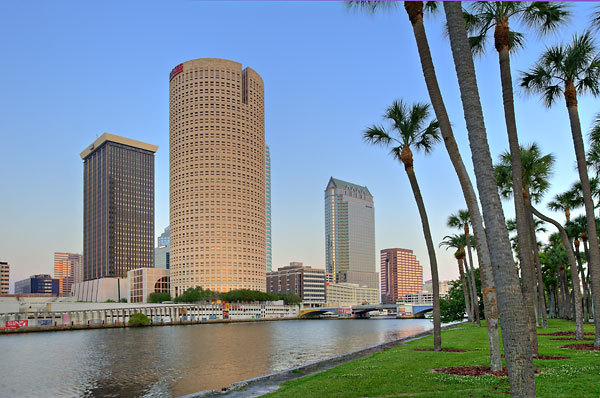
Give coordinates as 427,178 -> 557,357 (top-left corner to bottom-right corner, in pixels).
325,177 -> 378,289
266,145 -> 272,272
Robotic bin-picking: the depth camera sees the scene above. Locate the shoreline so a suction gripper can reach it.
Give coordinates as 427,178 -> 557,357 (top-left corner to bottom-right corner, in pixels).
182,322 -> 465,398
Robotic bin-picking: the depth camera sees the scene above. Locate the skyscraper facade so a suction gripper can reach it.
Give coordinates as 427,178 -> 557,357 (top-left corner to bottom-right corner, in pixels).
266,145 -> 272,272
81,133 -> 158,280
325,177 -> 378,289
0,261 -> 9,294
380,248 -> 423,303
169,58 -> 266,295
54,252 -> 82,296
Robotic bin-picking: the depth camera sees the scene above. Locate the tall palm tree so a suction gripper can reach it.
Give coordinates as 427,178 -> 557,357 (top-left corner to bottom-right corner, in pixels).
591,5 -> 600,32
347,0 -> 502,368
494,143 -> 554,329
363,100 -> 442,351
440,234 -> 473,321
548,190 -> 579,223
572,215 -> 592,321
444,2 -> 535,394
521,31 -> 600,348
467,1 -> 569,349
447,210 -> 480,326
530,205 -> 585,339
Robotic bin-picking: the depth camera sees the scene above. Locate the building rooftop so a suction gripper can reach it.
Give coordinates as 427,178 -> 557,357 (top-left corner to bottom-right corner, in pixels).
80,133 -> 158,159
326,177 -> 372,196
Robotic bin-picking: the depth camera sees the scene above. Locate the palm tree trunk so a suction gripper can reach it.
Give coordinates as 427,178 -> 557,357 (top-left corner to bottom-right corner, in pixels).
403,160 -> 441,350
458,257 -> 473,321
530,205 -> 584,339
405,0 -> 501,369
582,239 -> 592,321
464,226 -> 481,326
524,199 -> 548,328
496,24 -> 538,354
445,2 -> 536,394
574,241 -> 590,322
565,83 -> 600,347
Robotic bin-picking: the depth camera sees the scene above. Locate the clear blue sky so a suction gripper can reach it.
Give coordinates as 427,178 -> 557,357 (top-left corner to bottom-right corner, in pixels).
1,1 -> 598,290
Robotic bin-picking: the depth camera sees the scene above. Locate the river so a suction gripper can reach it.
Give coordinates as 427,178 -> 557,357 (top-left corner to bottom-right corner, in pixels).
0,318 -> 432,397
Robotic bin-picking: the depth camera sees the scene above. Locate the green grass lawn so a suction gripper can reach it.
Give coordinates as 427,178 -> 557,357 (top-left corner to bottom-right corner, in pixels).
267,319 -> 599,397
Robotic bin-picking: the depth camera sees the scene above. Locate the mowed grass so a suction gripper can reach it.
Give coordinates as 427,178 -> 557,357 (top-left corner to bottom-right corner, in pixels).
267,319 -> 599,397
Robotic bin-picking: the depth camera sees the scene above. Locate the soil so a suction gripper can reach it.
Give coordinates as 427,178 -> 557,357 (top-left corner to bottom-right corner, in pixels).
433,366 -> 540,377
501,355 -> 569,360
538,331 -> 594,336
549,337 -> 593,341
559,344 -> 600,351
414,348 -> 468,352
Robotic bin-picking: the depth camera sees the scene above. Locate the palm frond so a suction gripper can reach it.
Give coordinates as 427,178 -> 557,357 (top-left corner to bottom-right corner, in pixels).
414,119 -> 441,154
345,1 -> 398,14
591,5 -> 600,32
363,125 -> 393,146
508,30 -> 525,53
589,113 -> 600,146
468,34 -> 488,56
521,2 -> 571,35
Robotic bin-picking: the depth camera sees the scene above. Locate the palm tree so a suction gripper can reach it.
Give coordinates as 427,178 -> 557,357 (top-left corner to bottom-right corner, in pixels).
571,215 -> 592,321
347,0 -> 502,368
467,1 -> 569,348
444,2 -> 535,394
548,190 -> 579,222
591,5 -> 600,32
494,143 -> 554,329
521,31 -> 600,348
447,210 -> 480,326
363,100 -> 442,350
530,205 -> 585,339
440,234 -> 473,321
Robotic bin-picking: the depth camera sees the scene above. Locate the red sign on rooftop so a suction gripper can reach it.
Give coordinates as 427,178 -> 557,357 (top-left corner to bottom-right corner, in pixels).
169,63 -> 183,81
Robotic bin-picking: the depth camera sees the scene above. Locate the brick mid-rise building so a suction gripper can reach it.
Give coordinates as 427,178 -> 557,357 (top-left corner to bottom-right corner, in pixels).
0,261 -> 9,294
380,248 -> 423,303
267,262 -> 326,306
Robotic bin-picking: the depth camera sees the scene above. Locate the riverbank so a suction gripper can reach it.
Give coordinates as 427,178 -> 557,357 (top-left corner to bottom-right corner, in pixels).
260,319 -> 598,397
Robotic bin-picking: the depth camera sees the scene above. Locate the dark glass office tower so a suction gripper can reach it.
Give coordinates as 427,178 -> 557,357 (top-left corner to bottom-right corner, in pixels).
81,133 -> 158,281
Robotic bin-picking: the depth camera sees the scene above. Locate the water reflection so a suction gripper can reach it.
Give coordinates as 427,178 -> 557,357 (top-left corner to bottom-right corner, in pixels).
0,318 -> 431,397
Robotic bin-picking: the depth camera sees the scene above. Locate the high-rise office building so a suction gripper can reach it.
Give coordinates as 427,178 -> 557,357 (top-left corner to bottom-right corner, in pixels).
267,262 -> 326,306
380,248 -> 423,303
169,58 -> 266,295
155,226 -> 170,269
325,177 -> 378,289
266,145 -> 272,272
0,261 -> 9,294
81,133 -> 158,280
14,274 -> 60,295
158,226 -> 170,247
54,252 -> 82,296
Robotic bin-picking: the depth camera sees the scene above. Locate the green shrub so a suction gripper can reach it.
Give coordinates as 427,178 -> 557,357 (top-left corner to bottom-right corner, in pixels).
128,312 -> 151,326
148,292 -> 171,303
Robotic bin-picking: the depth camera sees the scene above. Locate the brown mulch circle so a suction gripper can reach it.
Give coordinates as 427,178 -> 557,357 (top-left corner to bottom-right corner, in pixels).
413,348 -> 468,352
549,337 -> 593,341
560,344 -> 600,351
538,331 -> 594,336
433,366 -> 540,377
501,354 -> 569,360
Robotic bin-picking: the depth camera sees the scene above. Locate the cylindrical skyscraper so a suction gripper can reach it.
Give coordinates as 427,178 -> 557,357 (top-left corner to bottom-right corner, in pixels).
169,58 -> 266,296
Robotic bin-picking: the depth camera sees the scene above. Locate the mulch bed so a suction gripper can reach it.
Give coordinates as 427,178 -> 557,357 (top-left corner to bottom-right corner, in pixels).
538,331 -> 594,336
433,366 -> 541,377
414,348 -> 468,352
549,337 -> 593,341
560,344 -> 600,351
501,354 -> 569,360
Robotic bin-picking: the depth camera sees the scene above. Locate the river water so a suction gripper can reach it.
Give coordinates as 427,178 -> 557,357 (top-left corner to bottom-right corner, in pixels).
0,318 -> 432,397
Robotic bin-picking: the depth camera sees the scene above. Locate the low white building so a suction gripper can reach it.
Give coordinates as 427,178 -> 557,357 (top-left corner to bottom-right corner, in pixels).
127,268 -> 170,303
326,283 -> 379,307
71,278 -> 128,302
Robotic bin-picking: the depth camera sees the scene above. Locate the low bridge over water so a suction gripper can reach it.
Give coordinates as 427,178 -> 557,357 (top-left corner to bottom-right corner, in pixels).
299,301 -> 433,319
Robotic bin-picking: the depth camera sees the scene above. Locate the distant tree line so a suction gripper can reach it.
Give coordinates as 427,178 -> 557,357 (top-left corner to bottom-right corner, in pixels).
147,287 -> 301,305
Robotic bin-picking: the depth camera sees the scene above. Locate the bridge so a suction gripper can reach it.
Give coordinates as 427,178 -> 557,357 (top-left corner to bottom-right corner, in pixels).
299,301 -> 433,319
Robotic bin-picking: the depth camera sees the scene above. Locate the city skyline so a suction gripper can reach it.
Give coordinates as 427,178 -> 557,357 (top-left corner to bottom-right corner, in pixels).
1,1 -> 599,288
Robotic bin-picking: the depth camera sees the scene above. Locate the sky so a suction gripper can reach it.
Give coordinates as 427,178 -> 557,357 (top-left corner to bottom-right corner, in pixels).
1,1 -> 599,291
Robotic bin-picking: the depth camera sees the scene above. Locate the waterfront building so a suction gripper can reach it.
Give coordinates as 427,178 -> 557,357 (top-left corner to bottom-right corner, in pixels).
325,177 -> 378,289
155,226 -> 170,269
0,261 -> 9,294
14,274 -> 60,295
267,262 -> 326,306
326,282 -> 379,307
127,268 -> 170,303
423,279 -> 450,296
169,58 -> 266,296
402,291 -> 434,304
266,145 -> 272,272
54,252 -> 82,296
380,248 -> 423,303
72,278 -> 128,302
81,133 -> 158,281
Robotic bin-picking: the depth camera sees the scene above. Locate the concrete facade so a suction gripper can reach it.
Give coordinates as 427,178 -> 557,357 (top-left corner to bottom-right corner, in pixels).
0,262 -> 9,294
423,279 -> 450,296
128,268 -> 170,303
267,262 -> 326,305
380,248 -> 423,303
266,145 -> 272,272
325,177 -> 378,289
326,283 -> 379,307
54,252 -> 82,296
71,278 -> 128,302
169,58 -> 266,296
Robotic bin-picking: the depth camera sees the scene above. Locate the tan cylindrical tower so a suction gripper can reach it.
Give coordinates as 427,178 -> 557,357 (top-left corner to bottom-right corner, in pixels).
169,58 -> 266,296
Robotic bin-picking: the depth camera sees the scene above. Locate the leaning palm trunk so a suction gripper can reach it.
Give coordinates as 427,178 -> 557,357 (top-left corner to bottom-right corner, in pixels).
495,20 -> 538,354
581,238 -> 592,321
445,2 -> 536,394
530,205 -> 584,339
457,256 -> 473,321
401,151 -> 441,351
524,193 -> 548,328
404,0 -> 500,369
565,82 -> 600,347
464,225 -> 481,326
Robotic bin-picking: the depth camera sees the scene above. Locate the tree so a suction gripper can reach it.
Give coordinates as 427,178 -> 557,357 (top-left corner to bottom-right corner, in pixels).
148,292 -> 171,303
548,190 -> 579,223
277,293 -> 302,306
173,286 -> 220,303
447,211 -> 479,326
521,31 -> 600,348
363,100 -> 442,351
591,5 -> 600,32
440,233 -> 473,322
445,2 -> 536,394
439,280 -> 467,323
128,313 -> 151,326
